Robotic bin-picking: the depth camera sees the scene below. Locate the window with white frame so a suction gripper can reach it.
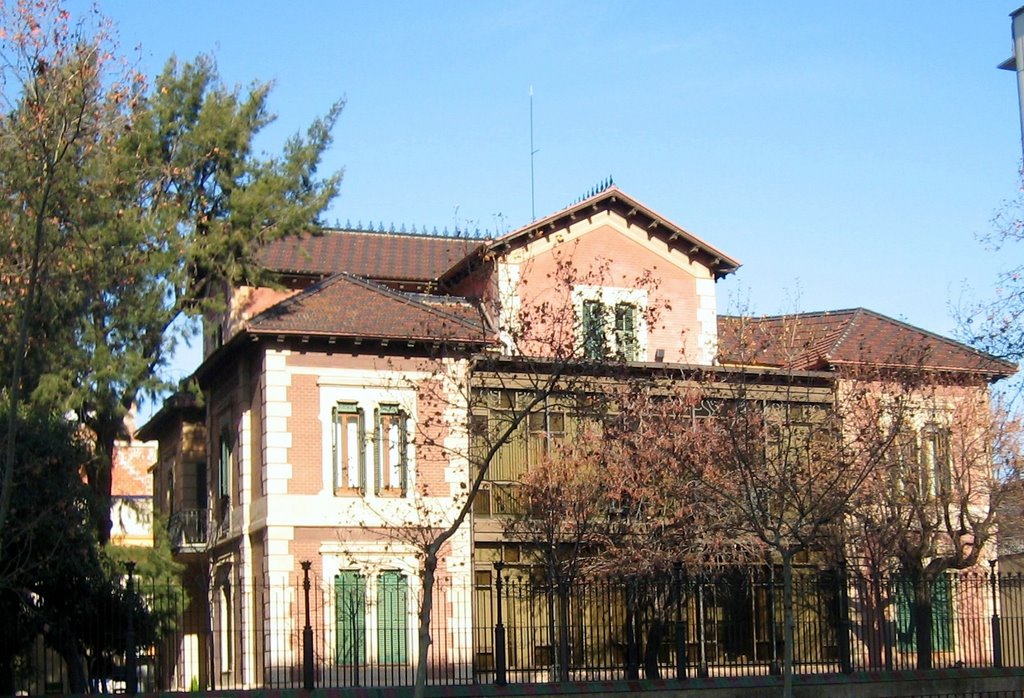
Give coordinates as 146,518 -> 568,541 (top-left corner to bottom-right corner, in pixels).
574,286 -> 647,361
921,423 -> 951,497
333,402 -> 365,494
887,423 -> 952,499
375,404 -> 408,495
327,390 -> 415,498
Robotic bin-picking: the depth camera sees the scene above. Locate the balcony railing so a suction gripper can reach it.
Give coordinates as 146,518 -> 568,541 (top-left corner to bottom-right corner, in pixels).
167,508 -> 208,552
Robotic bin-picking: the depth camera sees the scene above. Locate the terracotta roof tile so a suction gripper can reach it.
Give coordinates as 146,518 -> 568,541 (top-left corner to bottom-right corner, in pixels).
248,272 -> 491,344
112,439 -> 155,497
257,230 -> 483,282
718,309 -> 1015,377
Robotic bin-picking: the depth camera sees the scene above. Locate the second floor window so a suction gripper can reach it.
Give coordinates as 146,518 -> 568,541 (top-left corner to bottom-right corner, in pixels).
376,405 -> 408,495
614,303 -> 639,361
921,423 -> 951,497
576,286 -> 645,361
333,402 -> 365,494
218,432 -> 232,503
888,424 -> 952,499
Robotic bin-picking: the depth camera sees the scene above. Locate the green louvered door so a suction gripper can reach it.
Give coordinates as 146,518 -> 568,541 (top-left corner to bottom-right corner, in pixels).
335,572 -> 366,664
894,575 -> 954,652
378,572 -> 408,664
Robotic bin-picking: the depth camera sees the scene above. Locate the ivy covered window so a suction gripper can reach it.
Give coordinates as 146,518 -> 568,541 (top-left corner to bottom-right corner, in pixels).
582,300 -> 606,359
614,303 -> 638,360
580,298 -> 641,361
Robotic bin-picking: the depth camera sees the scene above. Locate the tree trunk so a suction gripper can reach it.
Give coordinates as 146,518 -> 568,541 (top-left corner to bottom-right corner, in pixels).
0,654 -> 14,696
557,586 -> 571,682
413,549 -> 437,698
624,579 -> 640,679
782,552 -> 795,698
643,616 -> 664,679
870,572 -> 890,671
49,630 -> 87,694
85,419 -> 118,545
913,575 -> 934,671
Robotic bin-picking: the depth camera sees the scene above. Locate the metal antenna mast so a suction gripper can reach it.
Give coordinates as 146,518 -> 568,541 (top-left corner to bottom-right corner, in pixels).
530,86 -> 538,220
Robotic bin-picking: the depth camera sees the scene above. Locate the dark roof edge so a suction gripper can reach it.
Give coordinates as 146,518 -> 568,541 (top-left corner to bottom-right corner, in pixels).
246,271 -> 492,337
720,308 -> 1017,377
136,393 -> 204,441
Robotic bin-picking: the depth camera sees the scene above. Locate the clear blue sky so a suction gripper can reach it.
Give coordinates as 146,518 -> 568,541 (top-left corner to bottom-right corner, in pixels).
91,1 -> 1023,392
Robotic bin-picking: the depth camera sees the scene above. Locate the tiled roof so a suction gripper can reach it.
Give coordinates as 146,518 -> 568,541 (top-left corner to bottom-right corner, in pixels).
257,229 -> 484,283
136,393 -> 203,442
718,308 -> 1015,378
112,439 -> 155,497
247,272 -> 491,344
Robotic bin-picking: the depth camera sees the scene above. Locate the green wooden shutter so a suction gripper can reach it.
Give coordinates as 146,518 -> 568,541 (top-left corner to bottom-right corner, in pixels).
373,407 -> 381,495
932,575 -> 953,652
893,575 -> 954,653
582,300 -> 606,359
218,432 -> 231,499
335,572 -> 366,664
358,409 -> 367,495
615,303 -> 638,360
399,411 -> 409,496
377,572 -> 408,664
894,577 -> 914,651
331,405 -> 339,491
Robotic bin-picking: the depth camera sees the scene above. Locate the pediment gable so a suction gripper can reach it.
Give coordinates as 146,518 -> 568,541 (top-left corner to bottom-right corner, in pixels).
441,186 -> 740,286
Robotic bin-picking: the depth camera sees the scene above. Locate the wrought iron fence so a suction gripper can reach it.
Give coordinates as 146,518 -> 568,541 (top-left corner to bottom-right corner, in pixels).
9,566 -> 1024,693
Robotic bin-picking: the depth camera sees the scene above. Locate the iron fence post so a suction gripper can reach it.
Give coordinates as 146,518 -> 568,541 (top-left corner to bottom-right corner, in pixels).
838,560 -> 853,674
696,574 -> 709,678
125,561 -> 138,696
990,560 -> 1003,669
494,561 -> 507,686
767,564 -> 780,676
301,560 -> 315,690
625,577 -> 640,680
674,562 -> 686,681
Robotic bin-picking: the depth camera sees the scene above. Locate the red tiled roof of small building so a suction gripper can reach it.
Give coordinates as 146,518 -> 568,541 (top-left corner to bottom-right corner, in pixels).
257,229 -> 484,283
717,308 -> 1015,378
112,439 -> 155,497
247,272 -> 492,344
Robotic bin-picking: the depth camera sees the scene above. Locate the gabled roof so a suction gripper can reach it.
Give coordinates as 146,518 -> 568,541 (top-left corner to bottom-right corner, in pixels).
136,392 -> 204,442
257,229 -> 485,284
247,272 -> 492,345
441,186 -> 741,285
717,308 -> 1016,379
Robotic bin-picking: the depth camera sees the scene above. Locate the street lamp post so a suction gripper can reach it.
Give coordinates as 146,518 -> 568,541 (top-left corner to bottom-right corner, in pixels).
125,561 -> 138,696
493,561 -> 507,686
301,560 -> 315,690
